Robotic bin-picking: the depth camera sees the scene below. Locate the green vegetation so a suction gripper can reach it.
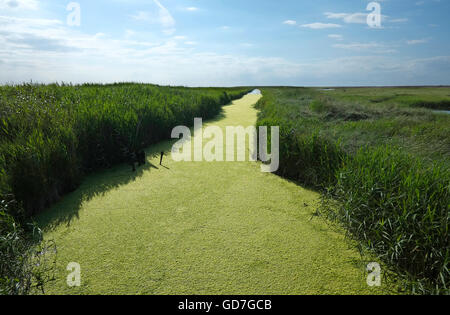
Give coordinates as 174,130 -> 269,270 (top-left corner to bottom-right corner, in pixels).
2,83 -> 448,295
1,196 -> 56,294
0,82 -> 248,294
328,86 -> 450,110
37,94 -> 386,295
0,83 -> 248,217
255,87 -> 450,294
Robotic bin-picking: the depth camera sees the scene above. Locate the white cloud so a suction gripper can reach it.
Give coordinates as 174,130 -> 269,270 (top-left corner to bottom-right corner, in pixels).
390,18 -> 408,23
291,55 -> 450,86
0,5 -> 448,86
283,20 -> 297,26
0,0 -> 38,10
332,42 -> 397,54
407,39 -> 429,45
130,11 -> 150,21
0,15 -> 62,27
125,29 -> 136,38
0,14 -> 303,86
154,0 -> 175,32
325,12 -> 368,24
325,11 -> 405,26
130,0 -> 175,35
328,34 -> 343,40
301,23 -> 341,29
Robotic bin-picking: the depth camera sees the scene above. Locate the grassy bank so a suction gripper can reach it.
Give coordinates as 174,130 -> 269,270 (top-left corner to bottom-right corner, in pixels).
255,87 -> 450,294
0,83 -> 249,218
0,82 -> 248,294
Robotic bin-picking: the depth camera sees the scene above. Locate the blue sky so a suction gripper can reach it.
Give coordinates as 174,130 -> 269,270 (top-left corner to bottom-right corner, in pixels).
0,0 -> 449,86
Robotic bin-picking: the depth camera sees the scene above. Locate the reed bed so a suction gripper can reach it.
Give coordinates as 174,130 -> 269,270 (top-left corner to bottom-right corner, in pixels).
255,87 -> 449,294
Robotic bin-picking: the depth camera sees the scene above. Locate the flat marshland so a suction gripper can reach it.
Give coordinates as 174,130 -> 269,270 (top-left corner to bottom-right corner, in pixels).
255,86 -> 449,294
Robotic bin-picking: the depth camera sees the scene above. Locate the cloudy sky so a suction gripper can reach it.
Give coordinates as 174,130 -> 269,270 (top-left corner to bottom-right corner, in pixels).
0,0 -> 449,86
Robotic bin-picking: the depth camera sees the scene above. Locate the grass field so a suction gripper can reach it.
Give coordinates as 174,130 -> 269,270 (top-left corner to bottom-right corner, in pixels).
35,93 -> 387,295
318,87 -> 450,163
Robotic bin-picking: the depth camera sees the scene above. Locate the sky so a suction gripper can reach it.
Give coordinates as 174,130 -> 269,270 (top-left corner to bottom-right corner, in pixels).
0,0 -> 449,86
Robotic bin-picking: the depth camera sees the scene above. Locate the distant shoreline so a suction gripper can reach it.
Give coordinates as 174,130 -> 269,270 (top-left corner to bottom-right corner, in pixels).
253,85 -> 450,89
2,82 -> 450,89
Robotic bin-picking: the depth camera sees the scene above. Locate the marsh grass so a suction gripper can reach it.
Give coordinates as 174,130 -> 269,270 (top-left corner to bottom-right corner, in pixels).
0,83 -> 249,217
1,196 -> 57,295
323,146 -> 449,294
0,83 -> 248,294
256,86 -> 450,294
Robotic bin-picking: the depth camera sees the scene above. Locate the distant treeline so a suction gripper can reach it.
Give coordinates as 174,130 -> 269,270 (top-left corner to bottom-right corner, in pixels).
0,83 -> 249,219
255,87 -> 449,295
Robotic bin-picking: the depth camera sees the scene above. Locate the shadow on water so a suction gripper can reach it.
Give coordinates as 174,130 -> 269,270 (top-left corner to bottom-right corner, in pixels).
36,107 -> 229,232
36,139 -> 175,232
